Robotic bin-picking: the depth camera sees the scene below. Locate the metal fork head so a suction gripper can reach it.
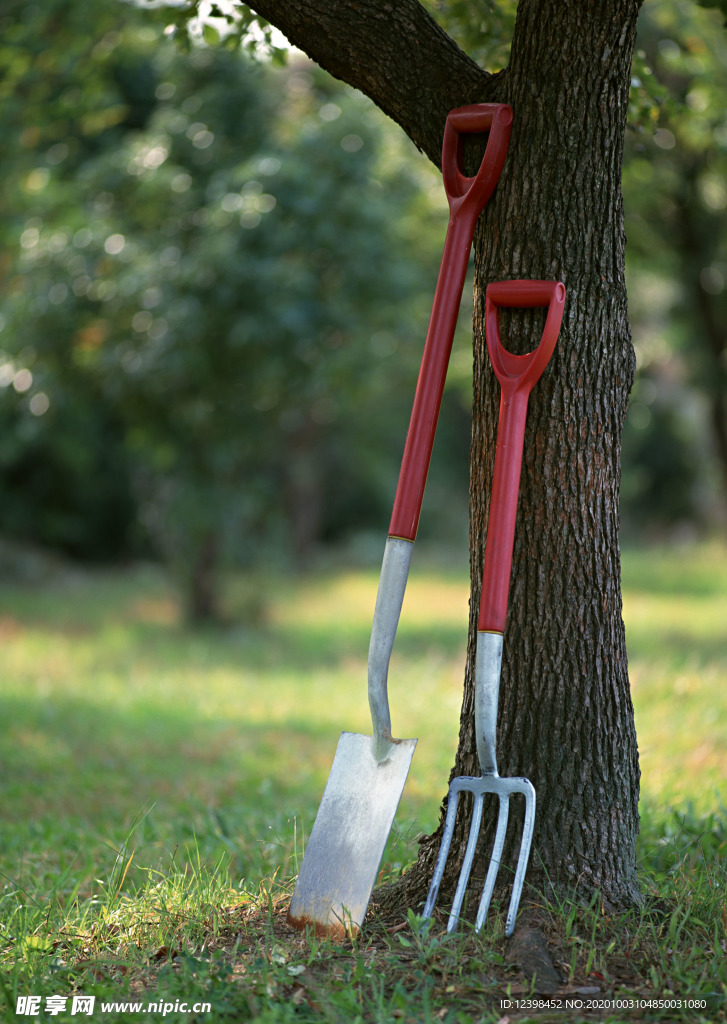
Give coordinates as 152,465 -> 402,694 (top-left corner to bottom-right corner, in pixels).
422,772 -> 535,938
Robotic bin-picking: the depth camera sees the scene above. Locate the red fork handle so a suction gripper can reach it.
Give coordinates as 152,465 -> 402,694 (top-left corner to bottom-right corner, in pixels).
478,280 -> 566,633
389,104 -> 513,540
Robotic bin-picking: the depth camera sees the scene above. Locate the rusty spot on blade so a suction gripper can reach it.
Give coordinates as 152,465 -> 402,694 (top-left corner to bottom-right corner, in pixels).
286,911 -> 353,941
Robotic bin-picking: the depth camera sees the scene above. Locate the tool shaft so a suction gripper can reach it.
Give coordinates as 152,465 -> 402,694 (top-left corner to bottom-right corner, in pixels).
474,630 -> 504,774
368,537 -> 414,761
388,212 -> 478,540
477,388 -> 530,633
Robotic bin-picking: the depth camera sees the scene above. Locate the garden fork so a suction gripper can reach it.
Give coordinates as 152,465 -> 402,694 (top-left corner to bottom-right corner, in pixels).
423,279 -> 566,938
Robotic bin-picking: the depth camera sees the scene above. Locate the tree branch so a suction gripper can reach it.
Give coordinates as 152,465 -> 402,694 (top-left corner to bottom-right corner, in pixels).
247,0 -> 492,164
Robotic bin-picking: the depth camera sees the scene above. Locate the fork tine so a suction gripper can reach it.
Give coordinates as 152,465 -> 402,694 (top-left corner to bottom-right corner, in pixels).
503,783 -> 536,937
474,792 -> 510,932
422,786 -> 460,920
446,790 -> 485,932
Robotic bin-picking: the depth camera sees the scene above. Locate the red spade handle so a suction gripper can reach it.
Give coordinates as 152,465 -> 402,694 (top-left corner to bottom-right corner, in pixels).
389,104 -> 513,540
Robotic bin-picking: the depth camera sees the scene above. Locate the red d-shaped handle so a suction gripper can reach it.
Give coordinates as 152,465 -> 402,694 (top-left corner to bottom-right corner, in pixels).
478,280 -> 566,634
442,104 -> 513,217
485,280 -> 566,396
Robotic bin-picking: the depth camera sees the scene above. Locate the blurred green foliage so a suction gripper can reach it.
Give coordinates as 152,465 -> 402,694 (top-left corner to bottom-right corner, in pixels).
0,0 -> 473,618
622,0 -> 727,534
422,1 -> 517,72
1,0 -> 725,618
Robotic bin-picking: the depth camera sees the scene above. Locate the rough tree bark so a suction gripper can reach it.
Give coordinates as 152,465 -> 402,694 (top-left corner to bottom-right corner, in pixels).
251,0 -> 643,914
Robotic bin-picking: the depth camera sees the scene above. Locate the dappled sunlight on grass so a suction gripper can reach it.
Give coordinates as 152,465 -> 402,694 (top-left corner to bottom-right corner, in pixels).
0,560 -> 470,899
0,542 -> 724,900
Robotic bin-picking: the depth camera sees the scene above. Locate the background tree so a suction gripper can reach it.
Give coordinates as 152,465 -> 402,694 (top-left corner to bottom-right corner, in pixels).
0,0 -> 161,561
622,0 -> 727,533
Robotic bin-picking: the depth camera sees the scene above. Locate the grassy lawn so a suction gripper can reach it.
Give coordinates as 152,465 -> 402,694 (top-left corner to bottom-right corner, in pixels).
0,543 -> 725,1022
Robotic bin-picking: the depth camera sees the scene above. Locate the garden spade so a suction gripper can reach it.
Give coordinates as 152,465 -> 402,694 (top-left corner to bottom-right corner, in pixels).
287,103 -> 513,937
423,279 -> 566,937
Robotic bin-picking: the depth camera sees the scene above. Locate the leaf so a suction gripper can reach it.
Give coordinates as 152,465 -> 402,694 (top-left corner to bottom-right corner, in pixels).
202,23 -> 220,47
21,935 -> 53,956
152,945 -> 181,961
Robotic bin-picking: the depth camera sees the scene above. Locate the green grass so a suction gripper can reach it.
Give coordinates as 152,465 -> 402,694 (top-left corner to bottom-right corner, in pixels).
0,543 -> 725,1021
623,541 -> 727,813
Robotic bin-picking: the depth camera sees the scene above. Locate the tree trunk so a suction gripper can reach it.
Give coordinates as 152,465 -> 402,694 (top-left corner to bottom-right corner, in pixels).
284,415 -> 324,566
252,0 -> 643,914
188,532 -> 221,624
676,166 -> 727,497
